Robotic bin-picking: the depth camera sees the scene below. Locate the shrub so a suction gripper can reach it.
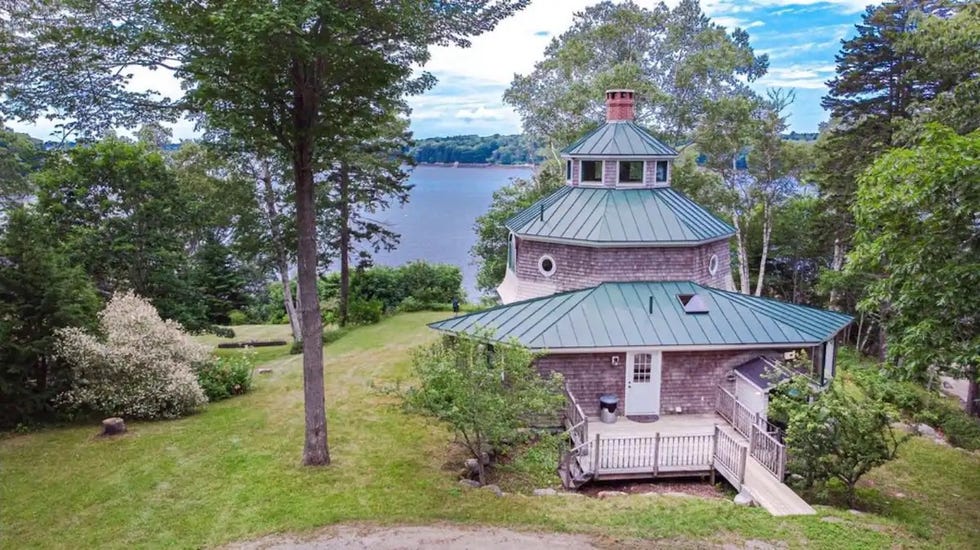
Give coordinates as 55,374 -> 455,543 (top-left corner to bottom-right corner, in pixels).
196,353 -> 254,401
398,296 -> 426,312
289,340 -> 304,355
348,298 -> 384,325
56,292 -> 208,419
227,310 -> 248,326
323,327 -> 351,344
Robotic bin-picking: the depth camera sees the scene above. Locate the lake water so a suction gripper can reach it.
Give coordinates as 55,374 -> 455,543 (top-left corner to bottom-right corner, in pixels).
366,165 -> 533,299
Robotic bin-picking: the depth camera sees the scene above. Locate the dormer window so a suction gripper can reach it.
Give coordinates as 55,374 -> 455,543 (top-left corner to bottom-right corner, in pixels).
565,160 -> 572,181
581,160 -> 602,183
618,161 -> 643,184
655,161 -> 669,183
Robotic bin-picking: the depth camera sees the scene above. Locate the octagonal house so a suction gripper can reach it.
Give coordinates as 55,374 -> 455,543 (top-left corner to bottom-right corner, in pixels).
430,90 -> 851,511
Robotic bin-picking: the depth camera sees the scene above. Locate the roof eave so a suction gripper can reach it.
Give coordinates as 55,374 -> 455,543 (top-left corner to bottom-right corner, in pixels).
509,233 -> 735,248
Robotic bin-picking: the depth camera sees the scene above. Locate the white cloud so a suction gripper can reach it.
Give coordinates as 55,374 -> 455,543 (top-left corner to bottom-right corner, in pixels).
756,64 -> 837,89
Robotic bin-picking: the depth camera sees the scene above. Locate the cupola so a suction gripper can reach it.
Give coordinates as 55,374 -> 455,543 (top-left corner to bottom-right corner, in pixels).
561,90 -> 678,189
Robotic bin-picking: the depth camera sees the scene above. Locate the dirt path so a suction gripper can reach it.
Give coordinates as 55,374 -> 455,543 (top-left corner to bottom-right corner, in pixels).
229,524 -> 600,550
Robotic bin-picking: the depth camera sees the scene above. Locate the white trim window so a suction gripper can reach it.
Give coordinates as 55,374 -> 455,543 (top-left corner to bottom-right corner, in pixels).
655,160 -> 669,184
580,160 -> 603,183
538,254 -> 556,277
708,254 -> 719,276
618,160 -> 643,184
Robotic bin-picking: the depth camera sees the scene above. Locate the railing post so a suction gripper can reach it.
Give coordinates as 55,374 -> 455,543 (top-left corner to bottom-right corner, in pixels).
777,445 -> 786,481
737,444 -> 747,485
652,432 -> 660,475
749,422 -> 757,456
594,432 -> 601,479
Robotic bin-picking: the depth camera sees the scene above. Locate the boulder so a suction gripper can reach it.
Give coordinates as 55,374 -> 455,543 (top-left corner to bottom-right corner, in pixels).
481,484 -> 503,497
458,479 -> 480,489
733,491 -> 754,506
533,488 -> 557,496
916,424 -> 938,438
100,417 -> 126,436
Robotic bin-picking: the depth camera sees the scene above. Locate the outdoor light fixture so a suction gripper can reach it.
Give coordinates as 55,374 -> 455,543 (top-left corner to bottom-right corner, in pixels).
611,356 -> 620,366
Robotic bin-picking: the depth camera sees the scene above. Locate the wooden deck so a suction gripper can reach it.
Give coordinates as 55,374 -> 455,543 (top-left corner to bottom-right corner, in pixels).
559,386 -> 813,516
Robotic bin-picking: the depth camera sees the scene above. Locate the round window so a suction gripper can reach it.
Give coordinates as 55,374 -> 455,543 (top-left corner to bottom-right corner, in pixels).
708,254 -> 719,276
538,254 -> 556,277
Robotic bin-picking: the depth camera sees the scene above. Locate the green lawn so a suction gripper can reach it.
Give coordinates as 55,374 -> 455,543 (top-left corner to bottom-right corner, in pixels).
195,323 -> 295,346
1,312 -> 978,548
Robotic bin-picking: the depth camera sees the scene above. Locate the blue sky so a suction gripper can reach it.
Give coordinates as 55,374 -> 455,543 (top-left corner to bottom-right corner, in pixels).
8,0 -> 874,141
408,0 -> 873,138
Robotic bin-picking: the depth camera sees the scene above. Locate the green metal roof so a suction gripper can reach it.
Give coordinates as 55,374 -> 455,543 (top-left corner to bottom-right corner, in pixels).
561,121 -> 677,157
506,186 -> 735,244
429,281 -> 853,349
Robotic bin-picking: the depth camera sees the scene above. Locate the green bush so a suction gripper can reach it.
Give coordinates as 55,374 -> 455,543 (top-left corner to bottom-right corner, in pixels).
289,340 -> 303,355
196,354 -> 254,401
398,296 -> 426,312
348,298 -> 384,325
323,327 -> 351,344
227,310 -> 248,326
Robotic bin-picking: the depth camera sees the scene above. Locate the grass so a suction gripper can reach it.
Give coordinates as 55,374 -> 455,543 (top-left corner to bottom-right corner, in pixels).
195,323 -> 295,346
2,313 -> 978,548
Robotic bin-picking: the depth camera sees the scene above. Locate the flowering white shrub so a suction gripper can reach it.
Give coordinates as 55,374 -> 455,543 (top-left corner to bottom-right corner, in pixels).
56,292 -> 209,419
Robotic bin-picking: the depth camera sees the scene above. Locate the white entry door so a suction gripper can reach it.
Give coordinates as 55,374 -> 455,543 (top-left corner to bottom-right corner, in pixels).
625,351 -> 661,415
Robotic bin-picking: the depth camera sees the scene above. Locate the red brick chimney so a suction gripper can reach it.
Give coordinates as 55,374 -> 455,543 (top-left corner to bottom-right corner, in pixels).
605,89 -> 635,122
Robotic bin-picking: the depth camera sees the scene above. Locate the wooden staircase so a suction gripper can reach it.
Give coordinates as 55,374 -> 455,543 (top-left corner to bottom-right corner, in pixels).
558,449 -> 593,489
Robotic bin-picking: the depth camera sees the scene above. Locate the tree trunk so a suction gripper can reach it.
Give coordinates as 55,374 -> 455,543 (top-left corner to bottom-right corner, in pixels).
966,366 -> 978,417
754,206 -> 772,297
829,237 -> 845,309
732,210 -> 751,294
292,59 -> 329,466
338,163 -> 351,327
259,161 -> 302,342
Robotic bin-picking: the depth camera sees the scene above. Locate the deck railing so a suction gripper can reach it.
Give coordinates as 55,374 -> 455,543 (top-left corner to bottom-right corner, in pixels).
750,423 -> 786,480
563,383 -> 589,449
591,432 -> 714,476
713,425 -> 748,490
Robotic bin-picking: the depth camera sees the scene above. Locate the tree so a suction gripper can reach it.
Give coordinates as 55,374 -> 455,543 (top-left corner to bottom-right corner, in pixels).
899,3 -> 980,136
816,0 -> 953,309
471,160 -> 564,294
503,0 -> 767,148
319,111 -> 414,327
693,95 -> 759,294
1,0 -> 529,465
769,371 -> 906,506
0,125 -> 44,210
0,208 -> 101,428
404,333 -> 564,484
846,124 -> 980,415
33,138 -> 209,330
746,90 -> 809,296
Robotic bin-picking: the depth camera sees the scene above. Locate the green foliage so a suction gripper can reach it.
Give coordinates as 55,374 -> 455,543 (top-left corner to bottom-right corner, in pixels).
409,134 -> 541,165
404,333 -> 564,484
0,125 -> 44,208
227,310 -> 248,326
471,160 -> 564,292
494,433 -> 563,492
322,327 -> 351,345
347,299 -> 384,326
0,208 -> 101,428
289,341 -> 304,355
196,354 -> 254,402
770,372 -> 907,505
847,125 -> 979,393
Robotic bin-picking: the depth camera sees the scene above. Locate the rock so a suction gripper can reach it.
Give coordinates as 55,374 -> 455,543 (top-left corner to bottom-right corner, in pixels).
597,490 -> 627,499
100,417 -> 126,436
555,491 -> 584,497
933,437 -> 949,446
916,423 -> 938,437
481,484 -> 503,497
890,421 -> 912,432
257,368 -> 273,374
458,479 -> 480,489
733,491 -> 754,506
464,458 -> 480,474
532,488 -> 557,496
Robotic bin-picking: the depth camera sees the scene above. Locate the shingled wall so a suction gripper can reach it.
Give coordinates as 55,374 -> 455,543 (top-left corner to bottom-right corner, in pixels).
514,237 -> 731,295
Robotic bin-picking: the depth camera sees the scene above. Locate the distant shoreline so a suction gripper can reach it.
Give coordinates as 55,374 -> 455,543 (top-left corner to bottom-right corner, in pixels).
416,162 -> 536,169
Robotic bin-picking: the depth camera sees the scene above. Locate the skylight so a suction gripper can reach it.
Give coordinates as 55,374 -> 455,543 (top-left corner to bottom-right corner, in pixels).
678,294 -> 709,314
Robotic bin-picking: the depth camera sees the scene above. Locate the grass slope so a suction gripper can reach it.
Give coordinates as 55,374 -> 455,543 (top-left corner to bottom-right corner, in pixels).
1,313 -> 977,548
